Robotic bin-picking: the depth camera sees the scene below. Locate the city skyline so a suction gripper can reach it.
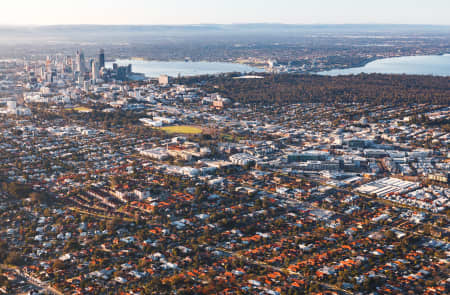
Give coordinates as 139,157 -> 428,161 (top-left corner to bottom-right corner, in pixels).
1,0 -> 450,26
1,1 -> 449,294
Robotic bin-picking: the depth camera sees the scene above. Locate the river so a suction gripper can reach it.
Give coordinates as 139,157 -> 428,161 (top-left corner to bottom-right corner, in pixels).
319,54 -> 450,76
106,59 -> 264,78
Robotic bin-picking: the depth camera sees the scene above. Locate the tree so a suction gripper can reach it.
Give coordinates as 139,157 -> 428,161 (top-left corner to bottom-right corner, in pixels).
53,260 -> 67,270
64,238 -> 81,252
4,252 -> 25,266
110,176 -> 120,189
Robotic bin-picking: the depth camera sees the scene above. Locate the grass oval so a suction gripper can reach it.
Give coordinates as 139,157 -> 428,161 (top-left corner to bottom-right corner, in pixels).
159,125 -> 203,134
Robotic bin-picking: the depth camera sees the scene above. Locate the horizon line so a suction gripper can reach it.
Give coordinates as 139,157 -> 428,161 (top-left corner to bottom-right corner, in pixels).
1,22 -> 450,27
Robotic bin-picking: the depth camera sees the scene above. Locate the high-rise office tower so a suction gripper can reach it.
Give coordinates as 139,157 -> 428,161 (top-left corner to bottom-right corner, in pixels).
80,51 -> 86,72
92,60 -> 99,82
89,59 -> 95,72
99,49 -> 105,69
75,50 -> 81,72
76,50 -> 86,73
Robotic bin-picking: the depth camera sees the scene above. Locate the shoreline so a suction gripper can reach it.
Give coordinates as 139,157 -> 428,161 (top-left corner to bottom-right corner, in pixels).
316,53 -> 450,76
108,53 -> 450,78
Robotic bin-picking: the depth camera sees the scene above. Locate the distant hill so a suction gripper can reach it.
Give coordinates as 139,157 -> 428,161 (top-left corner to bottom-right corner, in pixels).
0,24 -> 449,44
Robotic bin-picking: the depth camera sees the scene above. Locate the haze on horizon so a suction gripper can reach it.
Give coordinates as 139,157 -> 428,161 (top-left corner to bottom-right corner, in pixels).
1,0 -> 450,26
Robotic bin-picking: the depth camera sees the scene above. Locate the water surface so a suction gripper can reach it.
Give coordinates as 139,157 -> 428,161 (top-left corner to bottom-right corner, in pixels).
107,59 -> 264,78
319,54 -> 450,76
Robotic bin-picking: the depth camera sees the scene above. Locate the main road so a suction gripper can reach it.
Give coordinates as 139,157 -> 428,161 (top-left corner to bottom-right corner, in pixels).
7,266 -> 64,295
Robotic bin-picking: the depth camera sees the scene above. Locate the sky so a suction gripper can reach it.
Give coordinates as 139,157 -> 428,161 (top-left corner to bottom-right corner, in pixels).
1,0 -> 449,26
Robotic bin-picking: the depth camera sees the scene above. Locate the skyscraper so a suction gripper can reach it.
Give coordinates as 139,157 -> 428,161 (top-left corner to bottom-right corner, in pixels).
92,60 -> 99,82
76,50 -> 86,73
75,50 -> 81,72
99,49 -> 105,69
89,59 -> 94,72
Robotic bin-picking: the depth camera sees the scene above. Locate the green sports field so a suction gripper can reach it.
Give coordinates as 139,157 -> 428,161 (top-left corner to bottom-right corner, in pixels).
159,125 -> 203,134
